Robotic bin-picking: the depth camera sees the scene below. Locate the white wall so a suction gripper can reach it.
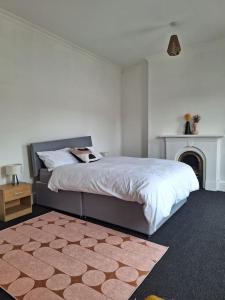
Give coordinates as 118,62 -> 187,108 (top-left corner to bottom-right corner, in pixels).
121,60 -> 148,157
0,12 -> 122,184
148,38 -> 225,189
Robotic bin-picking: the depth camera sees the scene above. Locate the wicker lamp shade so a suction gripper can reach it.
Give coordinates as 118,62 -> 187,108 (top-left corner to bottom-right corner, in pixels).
167,34 -> 181,56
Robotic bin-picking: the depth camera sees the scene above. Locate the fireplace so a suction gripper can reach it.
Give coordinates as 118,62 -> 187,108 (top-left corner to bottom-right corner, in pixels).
178,151 -> 204,189
161,135 -> 223,191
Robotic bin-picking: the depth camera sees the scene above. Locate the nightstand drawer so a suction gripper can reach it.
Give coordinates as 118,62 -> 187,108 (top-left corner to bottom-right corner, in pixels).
4,185 -> 31,202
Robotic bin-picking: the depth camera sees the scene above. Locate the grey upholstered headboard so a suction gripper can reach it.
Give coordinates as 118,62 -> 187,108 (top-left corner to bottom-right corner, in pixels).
29,136 -> 92,178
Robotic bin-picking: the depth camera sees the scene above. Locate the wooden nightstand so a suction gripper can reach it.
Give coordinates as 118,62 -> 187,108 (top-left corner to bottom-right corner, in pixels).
0,183 -> 32,221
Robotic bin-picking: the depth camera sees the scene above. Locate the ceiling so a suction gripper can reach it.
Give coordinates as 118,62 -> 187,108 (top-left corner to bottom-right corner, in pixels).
0,0 -> 224,66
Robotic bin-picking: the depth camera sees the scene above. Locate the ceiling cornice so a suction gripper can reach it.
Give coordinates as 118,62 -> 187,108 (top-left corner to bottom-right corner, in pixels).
0,7 -> 121,68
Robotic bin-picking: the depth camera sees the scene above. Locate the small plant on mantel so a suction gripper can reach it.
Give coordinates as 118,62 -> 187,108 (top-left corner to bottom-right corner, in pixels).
193,114 -> 201,123
192,114 -> 201,135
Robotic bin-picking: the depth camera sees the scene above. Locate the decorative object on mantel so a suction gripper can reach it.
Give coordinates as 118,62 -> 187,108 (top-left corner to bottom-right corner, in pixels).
192,114 -> 201,135
184,113 -> 192,135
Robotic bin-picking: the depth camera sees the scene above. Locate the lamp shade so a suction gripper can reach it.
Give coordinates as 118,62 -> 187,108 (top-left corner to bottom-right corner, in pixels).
5,164 -> 22,176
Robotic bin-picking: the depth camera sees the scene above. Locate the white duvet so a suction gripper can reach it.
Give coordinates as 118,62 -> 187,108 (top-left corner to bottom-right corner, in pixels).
48,157 -> 199,232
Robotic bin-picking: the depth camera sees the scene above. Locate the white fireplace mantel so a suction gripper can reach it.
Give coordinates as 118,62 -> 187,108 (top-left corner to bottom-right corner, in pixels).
160,134 -> 224,138
159,134 -> 224,191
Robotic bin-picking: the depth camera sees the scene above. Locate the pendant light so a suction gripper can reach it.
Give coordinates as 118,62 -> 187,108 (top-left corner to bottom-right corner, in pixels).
167,22 -> 181,56
167,34 -> 181,56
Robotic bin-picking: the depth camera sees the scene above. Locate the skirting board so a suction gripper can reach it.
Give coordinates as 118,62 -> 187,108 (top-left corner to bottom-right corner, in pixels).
219,181 -> 225,192
205,180 -> 225,192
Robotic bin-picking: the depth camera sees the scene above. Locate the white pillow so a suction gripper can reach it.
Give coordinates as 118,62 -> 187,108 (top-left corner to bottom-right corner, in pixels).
37,148 -> 79,171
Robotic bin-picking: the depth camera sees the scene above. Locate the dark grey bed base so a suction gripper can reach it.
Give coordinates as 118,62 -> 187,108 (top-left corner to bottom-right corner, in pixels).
30,136 -> 187,236
35,182 -> 83,216
34,181 -> 186,236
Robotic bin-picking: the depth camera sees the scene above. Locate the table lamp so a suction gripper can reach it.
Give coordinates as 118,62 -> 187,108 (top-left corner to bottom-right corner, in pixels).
5,164 -> 22,185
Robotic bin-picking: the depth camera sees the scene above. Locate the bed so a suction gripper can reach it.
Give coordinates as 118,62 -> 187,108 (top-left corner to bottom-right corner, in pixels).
30,136 -> 199,236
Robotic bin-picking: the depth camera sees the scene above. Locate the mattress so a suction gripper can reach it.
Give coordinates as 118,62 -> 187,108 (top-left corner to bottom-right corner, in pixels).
39,168 -> 52,184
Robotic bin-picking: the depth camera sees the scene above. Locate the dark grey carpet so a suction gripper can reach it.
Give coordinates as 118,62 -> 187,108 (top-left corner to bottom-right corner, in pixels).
0,190 -> 225,300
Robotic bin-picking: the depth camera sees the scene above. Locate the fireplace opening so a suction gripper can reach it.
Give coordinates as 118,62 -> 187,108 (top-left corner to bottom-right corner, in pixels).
178,151 -> 204,189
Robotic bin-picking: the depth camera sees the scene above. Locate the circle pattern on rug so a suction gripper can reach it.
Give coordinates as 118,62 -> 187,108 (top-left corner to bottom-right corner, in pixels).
32,220 -> 48,228
80,238 -> 97,248
82,270 -> 106,287
0,244 -> 13,254
49,239 -> 68,249
105,236 -> 123,245
54,219 -> 69,226
22,242 -> 41,252
115,266 -> 139,282
46,274 -> 71,291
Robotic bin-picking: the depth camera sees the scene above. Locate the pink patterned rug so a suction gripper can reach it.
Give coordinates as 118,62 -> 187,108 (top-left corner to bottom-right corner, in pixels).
0,211 -> 168,300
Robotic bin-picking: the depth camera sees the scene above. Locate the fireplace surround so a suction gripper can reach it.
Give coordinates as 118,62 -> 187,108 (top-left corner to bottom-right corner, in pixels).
160,135 -> 224,191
